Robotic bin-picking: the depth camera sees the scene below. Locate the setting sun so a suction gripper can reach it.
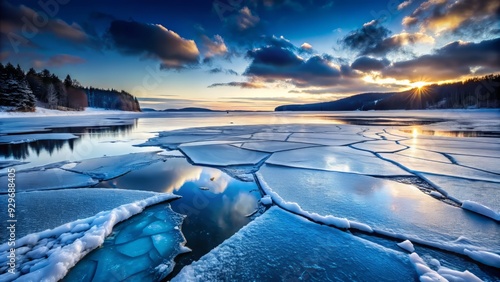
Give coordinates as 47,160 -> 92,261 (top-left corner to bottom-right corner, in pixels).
413,81 -> 427,89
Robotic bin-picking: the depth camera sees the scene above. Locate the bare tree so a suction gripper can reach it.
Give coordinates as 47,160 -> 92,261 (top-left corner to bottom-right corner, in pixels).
46,83 -> 58,109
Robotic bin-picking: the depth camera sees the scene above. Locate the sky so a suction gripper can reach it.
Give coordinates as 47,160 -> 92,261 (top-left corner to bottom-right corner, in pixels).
1,0 -> 499,110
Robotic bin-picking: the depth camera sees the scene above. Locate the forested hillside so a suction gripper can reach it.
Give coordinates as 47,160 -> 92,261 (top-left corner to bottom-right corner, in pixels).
0,63 -> 141,112
276,75 -> 500,111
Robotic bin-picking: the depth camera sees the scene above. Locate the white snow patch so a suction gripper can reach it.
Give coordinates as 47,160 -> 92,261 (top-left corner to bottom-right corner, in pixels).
260,195 -> 272,205
397,240 -> 415,253
409,253 -> 448,282
429,191 -> 445,199
461,200 -> 500,221
409,252 -> 483,282
464,249 -> 500,268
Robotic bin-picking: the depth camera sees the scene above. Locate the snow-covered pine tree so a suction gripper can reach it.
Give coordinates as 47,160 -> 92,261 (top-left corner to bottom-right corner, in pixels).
0,63 -> 37,112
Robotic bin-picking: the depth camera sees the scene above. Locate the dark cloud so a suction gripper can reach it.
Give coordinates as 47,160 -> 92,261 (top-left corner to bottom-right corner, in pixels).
340,20 -> 434,56
243,46 -> 349,87
382,37 -> 500,81
33,54 -> 85,68
403,0 -> 500,36
351,56 -> 390,72
262,35 -> 296,49
340,20 -> 391,55
107,20 -> 199,69
208,81 -> 266,88
208,67 -> 238,75
224,6 -> 265,46
0,1 -> 92,51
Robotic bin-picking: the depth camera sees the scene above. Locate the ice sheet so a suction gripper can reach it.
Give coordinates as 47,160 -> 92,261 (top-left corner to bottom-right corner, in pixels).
400,138 -> 500,158
351,140 -> 408,153
250,132 -> 290,141
257,165 -> 500,255
395,147 -> 452,163
380,153 -> 500,182
0,189 -> 163,238
173,207 -> 415,282
0,133 -> 78,144
64,151 -> 165,180
0,160 -> 28,169
266,146 -> 411,176
450,154 -> 500,174
286,136 -> 366,146
238,141 -> 318,153
64,204 -> 186,281
0,168 -> 97,193
179,144 -> 269,166
421,173 -> 500,214
0,193 -> 177,282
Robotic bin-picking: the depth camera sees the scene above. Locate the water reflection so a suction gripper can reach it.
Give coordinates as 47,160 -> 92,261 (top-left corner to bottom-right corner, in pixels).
322,117 -> 445,126
96,158 -> 261,278
0,124 -> 136,160
400,128 -> 500,138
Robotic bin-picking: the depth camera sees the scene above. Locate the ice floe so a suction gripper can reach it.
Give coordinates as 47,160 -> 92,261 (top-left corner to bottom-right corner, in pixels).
0,193 -> 178,282
63,151 -> 166,180
450,154 -> 500,174
0,133 -> 78,144
237,140 -> 318,153
266,146 -> 411,176
0,189 -> 168,238
257,165 -> 500,256
380,153 -> 499,182
351,140 -> 408,153
173,207 -> 415,281
0,168 -> 97,194
0,160 -> 28,169
250,132 -> 291,141
179,144 -> 269,167
64,203 -> 186,281
421,174 -> 500,215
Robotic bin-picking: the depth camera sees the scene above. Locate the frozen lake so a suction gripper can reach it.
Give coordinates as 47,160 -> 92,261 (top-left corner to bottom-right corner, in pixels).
0,109 -> 499,281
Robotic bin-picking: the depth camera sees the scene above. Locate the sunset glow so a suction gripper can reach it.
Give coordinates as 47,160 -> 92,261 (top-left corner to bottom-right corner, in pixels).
0,0 -> 498,110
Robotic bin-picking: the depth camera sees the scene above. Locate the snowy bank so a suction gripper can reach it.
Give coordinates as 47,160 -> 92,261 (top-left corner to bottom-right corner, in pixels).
0,107 -> 139,118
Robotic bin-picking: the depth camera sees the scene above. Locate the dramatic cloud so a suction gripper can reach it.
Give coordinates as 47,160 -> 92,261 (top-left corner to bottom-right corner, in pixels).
224,6 -> 264,46
33,54 -> 85,68
208,81 -> 266,89
351,56 -> 390,72
0,1 -> 91,50
208,67 -> 238,75
107,20 -> 199,69
403,0 -> 500,35
229,6 -> 260,31
263,35 -> 296,50
340,20 -> 391,54
243,46 -> 349,87
366,32 -> 435,55
341,20 -> 434,56
382,37 -> 500,81
398,0 -> 413,10
201,34 -> 228,59
300,42 -> 313,53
